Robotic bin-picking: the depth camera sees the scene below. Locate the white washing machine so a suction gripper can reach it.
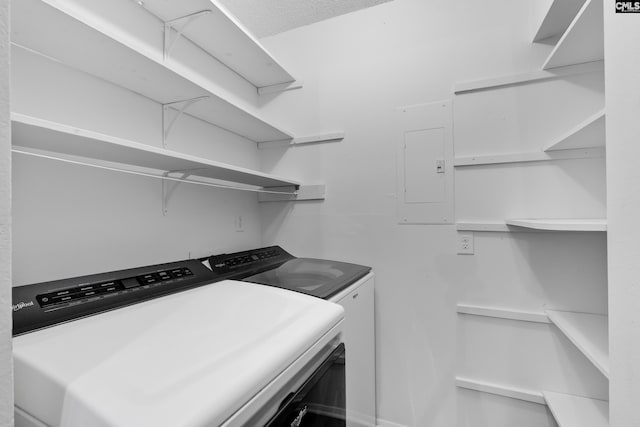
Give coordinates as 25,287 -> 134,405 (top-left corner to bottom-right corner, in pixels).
12,259 -> 346,426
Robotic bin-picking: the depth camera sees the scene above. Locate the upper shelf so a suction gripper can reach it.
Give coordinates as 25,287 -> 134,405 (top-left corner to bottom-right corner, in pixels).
137,0 -> 296,89
546,310 -> 609,378
533,0 -> 587,42
544,110 -> 606,152
544,391 -> 609,427
542,0 -> 604,69
11,114 -> 301,189
11,0 -> 294,143
505,219 -> 607,232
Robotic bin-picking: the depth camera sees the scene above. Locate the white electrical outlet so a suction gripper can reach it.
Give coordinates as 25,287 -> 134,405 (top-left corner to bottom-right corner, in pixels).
457,232 -> 474,255
235,215 -> 244,232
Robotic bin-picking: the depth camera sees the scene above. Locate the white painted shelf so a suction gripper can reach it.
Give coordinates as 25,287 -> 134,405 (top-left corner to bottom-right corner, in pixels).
11,114 -> 301,190
546,310 -> 609,378
544,391 -> 609,427
544,110 -> 606,152
12,0 -> 294,143
456,377 -> 545,405
457,219 -> 606,232
543,0 -> 604,69
533,0 -> 586,42
454,147 -> 604,167
137,0 -> 296,89
505,219 -> 607,232
457,304 -> 550,324
454,61 -> 603,94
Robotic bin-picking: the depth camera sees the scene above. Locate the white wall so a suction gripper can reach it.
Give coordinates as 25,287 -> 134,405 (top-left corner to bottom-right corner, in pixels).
255,1 -> 600,426
0,0 -> 12,425
11,17 -> 266,285
604,5 -> 640,427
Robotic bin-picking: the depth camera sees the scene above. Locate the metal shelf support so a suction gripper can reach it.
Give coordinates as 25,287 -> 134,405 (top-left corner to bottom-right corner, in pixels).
162,169 -> 197,215
162,96 -> 209,147
163,10 -> 212,60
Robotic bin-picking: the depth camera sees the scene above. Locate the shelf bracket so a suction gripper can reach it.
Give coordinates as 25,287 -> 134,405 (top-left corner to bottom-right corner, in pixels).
162,169 -> 208,215
163,10 -> 212,60
162,96 -> 209,148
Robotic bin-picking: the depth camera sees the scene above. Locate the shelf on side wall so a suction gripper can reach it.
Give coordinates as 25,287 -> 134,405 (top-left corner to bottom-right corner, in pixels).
544,110 -> 606,152
11,113 -> 301,190
136,0 -> 297,90
542,0 -> 604,69
544,391 -> 608,427
505,219 -> 607,232
453,61 -> 603,94
533,0 -> 587,42
457,219 -> 607,232
546,310 -> 609,378
454,147 -> 604,167
12,0 -> 294,143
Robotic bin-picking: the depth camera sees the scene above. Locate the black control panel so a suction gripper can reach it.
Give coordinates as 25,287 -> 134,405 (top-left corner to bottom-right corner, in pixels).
13,260 -> 213,336
206,246 -> 294,278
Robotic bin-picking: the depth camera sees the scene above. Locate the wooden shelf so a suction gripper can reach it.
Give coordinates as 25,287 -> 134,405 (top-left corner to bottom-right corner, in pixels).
12,0 -> 294,143
505,219 -> 607,232
544,391 -> 609,427
11,114 -> 301,189
544,110 -> 606,152
542,0 -> 604,69
546,310 -> 609,378
533,0 -> 587,42
137,0 -> 296,89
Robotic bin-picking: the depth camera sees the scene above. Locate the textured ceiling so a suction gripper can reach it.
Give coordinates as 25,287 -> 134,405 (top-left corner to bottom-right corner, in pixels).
217,0 -> 394,38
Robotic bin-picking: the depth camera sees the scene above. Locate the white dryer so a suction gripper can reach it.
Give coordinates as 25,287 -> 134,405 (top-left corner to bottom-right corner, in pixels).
12,259 -> 345,426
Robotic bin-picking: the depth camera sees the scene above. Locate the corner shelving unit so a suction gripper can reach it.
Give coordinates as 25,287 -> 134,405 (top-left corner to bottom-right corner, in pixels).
546,310 -> 609,378
543,391 -> 609,427
11,113 -> 300,190
542,0 -> 604,69
455,0 -> 608,424
12,0 -> 294,143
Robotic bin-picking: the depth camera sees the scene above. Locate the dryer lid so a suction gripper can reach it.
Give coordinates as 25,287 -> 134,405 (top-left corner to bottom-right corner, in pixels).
243,258 -> 371,299
13,280 -> 343,427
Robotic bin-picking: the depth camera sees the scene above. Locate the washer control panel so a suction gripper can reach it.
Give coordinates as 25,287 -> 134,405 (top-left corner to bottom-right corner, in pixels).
13,261 -> 213,336
35,267 -> 193,310
207,246 -> 293,277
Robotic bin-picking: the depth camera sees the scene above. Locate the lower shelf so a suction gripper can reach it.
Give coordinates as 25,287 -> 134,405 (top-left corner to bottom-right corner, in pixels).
456,377 -> 609,427
455,377 -> 545,404
544,391 -> 609,427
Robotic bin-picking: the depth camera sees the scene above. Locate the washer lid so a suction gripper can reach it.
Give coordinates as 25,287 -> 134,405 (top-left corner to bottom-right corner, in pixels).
13,280 -> 344,427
